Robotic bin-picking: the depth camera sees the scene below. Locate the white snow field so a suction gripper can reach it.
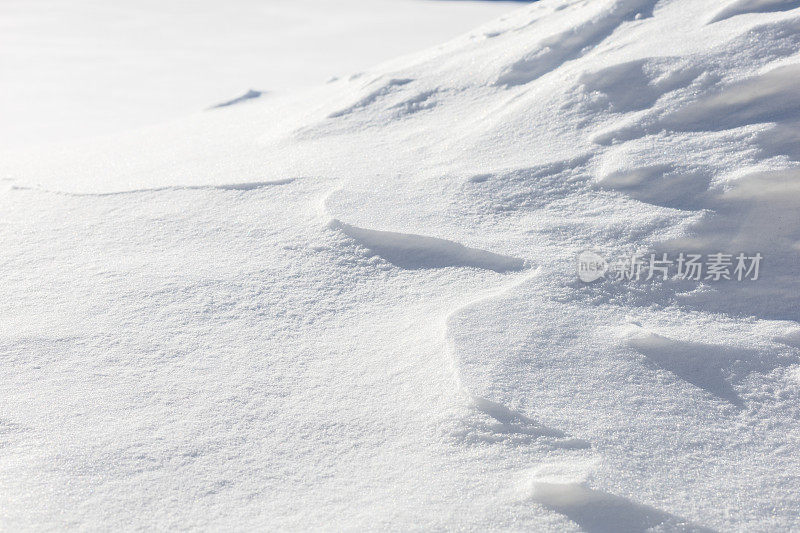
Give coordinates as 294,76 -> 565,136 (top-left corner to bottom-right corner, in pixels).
0,0 -> 525,147
3,0 -> 800,530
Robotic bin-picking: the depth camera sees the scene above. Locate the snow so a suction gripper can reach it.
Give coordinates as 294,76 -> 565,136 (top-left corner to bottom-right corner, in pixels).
0,0 -> 524,147
328,219 -> 529,272
710,0 -> 800,23
2,0 -> 800,530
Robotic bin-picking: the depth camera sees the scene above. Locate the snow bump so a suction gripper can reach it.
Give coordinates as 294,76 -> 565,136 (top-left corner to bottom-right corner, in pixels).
328,219 -> 528,272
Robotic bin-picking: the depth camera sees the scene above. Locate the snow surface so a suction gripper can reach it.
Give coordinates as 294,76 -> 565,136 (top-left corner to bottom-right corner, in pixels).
2,0 -> 800,530
0,0 -> 524,147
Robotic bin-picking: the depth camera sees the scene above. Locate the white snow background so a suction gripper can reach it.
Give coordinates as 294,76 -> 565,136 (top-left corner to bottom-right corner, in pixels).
2,0 -> 800,531
0,0 -> 525,147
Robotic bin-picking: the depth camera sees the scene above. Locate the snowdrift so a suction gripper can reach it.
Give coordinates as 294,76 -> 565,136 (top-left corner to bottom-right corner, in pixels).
2,0 -> 800,530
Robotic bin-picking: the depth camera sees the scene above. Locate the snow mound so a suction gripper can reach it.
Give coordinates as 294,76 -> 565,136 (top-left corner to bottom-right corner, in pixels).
2,0 -> 800,530
529,481 -> 715,533
329,219 -> 528,272
709,0 -> 800,24
209,89 -> 266,109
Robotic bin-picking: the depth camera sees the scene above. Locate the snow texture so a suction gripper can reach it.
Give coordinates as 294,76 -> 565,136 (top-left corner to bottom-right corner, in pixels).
2,0 -> 800,530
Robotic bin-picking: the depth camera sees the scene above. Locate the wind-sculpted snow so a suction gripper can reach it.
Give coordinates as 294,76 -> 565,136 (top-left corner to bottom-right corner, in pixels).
328,78 -> 414,118
3,0 -> 800,530
709,0 -> 800,23
577,59 -> 704,113
529,481 -> 717,533
663,64 -> 800,132
627,331 -> 753,407
594,164 -> 710,209
329,219 -> 527,272
209,89 -> 266,109
654,168 -> 800,322
12,179 -> 295,196
496,0 -> 658,87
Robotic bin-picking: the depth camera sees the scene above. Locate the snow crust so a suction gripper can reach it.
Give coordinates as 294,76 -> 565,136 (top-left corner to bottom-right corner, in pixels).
2,0 -> 800,530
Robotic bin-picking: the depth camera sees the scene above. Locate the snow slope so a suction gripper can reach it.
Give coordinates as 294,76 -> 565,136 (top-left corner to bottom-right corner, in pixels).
0,0 -> 525,147
2,0 -> 800,530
